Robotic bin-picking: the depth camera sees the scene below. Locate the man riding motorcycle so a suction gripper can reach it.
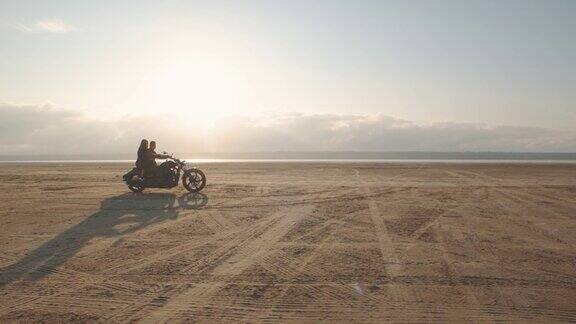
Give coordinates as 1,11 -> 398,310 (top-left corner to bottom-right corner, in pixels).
144,141 -> 170,177
124,139 -> 206,193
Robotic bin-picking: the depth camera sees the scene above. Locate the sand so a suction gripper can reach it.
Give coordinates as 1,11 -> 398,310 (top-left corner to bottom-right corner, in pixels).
0,162 -> 575,323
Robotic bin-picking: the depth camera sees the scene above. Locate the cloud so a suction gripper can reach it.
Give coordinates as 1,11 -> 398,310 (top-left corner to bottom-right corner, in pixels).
11,19 -> 77,33
207,113 -> 576,153
0,103 -> 203,155
0,103 -> 575,155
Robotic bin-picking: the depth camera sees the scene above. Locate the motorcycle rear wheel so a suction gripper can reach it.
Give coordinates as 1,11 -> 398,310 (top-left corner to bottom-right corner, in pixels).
127,183 -> 144,193
127,177 -> 145,193
182,169 -> 206,193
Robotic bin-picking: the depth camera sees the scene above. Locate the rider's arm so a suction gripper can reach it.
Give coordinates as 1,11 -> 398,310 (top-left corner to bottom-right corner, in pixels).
146,149 -> 170,159
155,151 -> 170,159
153,151 -> 170,159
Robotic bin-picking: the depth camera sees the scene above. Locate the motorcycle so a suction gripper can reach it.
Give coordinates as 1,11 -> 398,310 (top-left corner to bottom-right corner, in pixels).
122,153 -> 206,193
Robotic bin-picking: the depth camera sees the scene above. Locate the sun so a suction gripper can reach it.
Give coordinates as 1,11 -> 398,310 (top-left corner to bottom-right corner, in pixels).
118,25 -> 269,124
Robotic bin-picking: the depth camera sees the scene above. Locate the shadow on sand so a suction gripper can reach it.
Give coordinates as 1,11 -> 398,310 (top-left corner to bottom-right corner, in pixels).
0,192 -> 208,289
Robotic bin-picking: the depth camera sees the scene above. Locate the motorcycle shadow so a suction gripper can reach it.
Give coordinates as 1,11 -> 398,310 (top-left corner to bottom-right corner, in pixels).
0,191 -> 207,289
178,192 -> 208,210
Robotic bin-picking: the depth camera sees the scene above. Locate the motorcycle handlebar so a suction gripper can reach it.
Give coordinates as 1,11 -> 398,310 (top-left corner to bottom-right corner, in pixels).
167,156 -> 184,164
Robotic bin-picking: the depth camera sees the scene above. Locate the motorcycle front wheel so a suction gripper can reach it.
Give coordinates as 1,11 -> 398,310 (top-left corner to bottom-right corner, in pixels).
182,169 -> 206,193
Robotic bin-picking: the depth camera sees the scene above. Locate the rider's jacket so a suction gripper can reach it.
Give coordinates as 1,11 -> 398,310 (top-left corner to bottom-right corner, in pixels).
145,149 -> 161,166
136,147 -> 147,169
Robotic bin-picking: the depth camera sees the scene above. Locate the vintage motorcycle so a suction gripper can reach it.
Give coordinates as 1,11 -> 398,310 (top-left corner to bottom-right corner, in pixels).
122,153 -> 206,193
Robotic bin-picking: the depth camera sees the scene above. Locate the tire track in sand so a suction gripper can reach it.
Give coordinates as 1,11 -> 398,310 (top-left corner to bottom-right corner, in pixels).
432,170 -> 568,321
254,203 -> 383,320
100,206 -> 296,322
135,204 -> 314,323
451,170 -> 575,246
356,168 -> 496,323
353,168 -> 414,310
0,205 -> 252,318
354,168 -> 407,277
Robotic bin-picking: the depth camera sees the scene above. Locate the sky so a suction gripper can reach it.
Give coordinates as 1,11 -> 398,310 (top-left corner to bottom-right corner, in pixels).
1,0 -> 575,154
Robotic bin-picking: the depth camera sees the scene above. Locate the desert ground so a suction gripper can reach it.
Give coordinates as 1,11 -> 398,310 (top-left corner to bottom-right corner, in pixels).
0,162 -> 575,323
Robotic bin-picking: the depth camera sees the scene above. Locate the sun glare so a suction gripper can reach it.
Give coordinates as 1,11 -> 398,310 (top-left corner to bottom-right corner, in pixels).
119,25 -> 269,124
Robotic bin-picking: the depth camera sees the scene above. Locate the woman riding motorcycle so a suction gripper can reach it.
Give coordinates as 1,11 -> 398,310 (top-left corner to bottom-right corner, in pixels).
124,141 -> 206,193
135,139 -> 148,176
